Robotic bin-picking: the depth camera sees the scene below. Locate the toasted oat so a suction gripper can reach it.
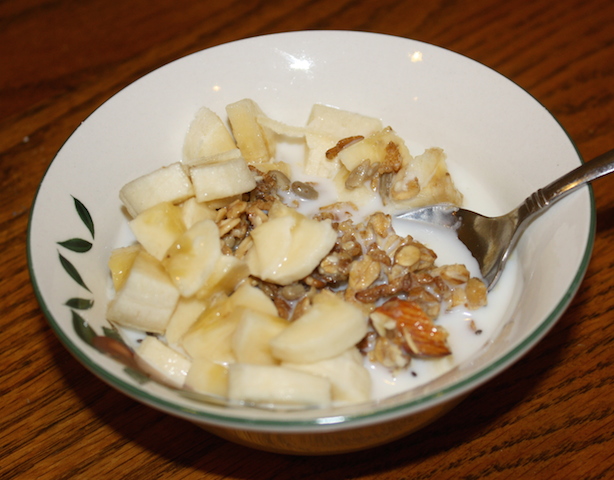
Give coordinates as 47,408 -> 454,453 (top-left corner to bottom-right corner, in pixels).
466,277 -> 488,310
325,135 -> 364,159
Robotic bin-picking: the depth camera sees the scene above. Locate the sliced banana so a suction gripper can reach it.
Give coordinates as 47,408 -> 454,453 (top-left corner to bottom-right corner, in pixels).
135,336 -> 191,389
107,250 -> 180,334
129,201 -> 186,261
184,357 -> 229,397
162,219 -> 221,298
283,348 -> 371,405
119,162 -> 194,217
231,309 -> 288,365
182,106 -> 237,165
270,290 -> 368,364
246,203 -> 337,285
226,98 -> 276,163
227,363 -> 332,407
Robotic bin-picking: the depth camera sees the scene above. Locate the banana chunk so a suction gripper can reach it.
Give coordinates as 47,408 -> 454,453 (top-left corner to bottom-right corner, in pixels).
108,244 -> 141,292
189,156 -> 256,203
119,162 -> 194,217
226,98 -> 276,163
165,296 -> 207,345
304,104 -> 382,178
231,309 -> 288,365
182,106 -> 237,165
270,290 -> 368,364
162,219 -> 221,298
129,202 -> 186,261
283,348 -> 371,404
227,364 -> 332,407
135,336 -> 191,389
184,357 -> 228,397
246,202 -> 337,285
107,250 -> 180,334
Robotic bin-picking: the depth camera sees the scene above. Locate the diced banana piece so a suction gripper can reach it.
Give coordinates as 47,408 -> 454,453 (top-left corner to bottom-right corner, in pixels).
226,98 -> 276,163
283,348 -> 372,404
189,156 -> 256,203
227,282 -> 278,317
231,309 -> 288,365
119,162 -> 194,217
391,147 -> 463,208
184,357 -> 228,397
227,364 -> 332,407
304,104 -> 382,178
182,106 -> 237,164
165,296 -> 207,345
163,219 -> 221,298
270,290 -> 368,363
179,197 -> 217,229
181,300 -> 241,364
181,284 -> 283,365
195,254 -> 249,299
108,244 -> 141,291
107,250 -> 180,333
135,336 -> 191,389
245,214 -> 294,281
247,202 -> 337,285
129,202 -> 186,261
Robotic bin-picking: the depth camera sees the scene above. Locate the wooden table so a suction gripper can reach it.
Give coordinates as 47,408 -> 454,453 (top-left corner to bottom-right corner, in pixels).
2,0 -> 613,478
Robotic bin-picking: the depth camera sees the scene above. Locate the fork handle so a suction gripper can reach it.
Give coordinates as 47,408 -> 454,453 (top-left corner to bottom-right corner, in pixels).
525,148 -> 614,214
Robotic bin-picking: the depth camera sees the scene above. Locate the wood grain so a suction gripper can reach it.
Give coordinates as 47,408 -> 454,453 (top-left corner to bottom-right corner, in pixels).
1,0 -> 612,478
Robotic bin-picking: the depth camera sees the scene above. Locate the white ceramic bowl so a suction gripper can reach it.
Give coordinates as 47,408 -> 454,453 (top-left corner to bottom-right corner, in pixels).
27,31 -> 593,455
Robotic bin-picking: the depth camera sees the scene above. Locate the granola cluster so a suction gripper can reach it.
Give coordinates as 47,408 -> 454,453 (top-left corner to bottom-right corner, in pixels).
211,167 -> 487,371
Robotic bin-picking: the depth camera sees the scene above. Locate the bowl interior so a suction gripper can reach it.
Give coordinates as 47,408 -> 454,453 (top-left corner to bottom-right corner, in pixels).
27,31 -> 592,431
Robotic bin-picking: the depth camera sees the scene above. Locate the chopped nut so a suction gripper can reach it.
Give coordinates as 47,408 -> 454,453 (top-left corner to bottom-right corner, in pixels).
391,176 -> 420,201
373,298 -> 451,357
371,337 -> 411,369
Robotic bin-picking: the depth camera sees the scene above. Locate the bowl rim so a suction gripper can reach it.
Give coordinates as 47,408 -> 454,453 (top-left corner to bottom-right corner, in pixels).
26,30 -> 595,431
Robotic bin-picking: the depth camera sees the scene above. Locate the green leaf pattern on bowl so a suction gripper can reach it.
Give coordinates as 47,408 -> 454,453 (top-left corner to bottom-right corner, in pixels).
59,197 -> 150,385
